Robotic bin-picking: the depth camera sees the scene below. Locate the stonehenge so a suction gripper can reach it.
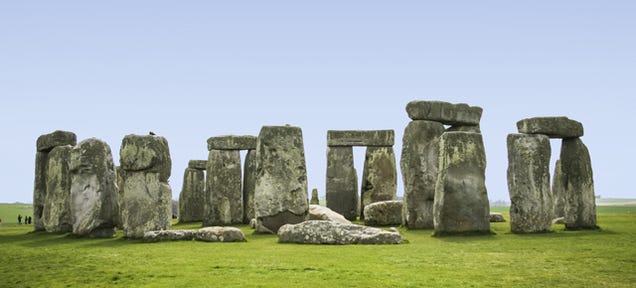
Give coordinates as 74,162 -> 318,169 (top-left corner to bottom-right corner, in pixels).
277,221 -> 403,245
326,130 -> 397,220
203,135 -> 257,226
507,117 -> 597,232
178,160 -> 206,223
42,145 -> 74,233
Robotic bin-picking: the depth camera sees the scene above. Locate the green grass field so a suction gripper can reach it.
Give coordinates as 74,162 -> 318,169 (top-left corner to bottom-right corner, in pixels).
1,203 -> 635,287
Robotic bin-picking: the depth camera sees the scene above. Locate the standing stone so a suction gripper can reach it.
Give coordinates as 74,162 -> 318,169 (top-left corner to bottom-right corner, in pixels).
361,147 -> 397,219
178,167 -> 205,222
254,126 -> 309,234
310,188 -> 320,205
33,130 -> 76,231
401,120 -> 445,229
434,132 -> 490,235
119,134 -> 172,238
507,134 -> 553,233
115,166 -> 124,229
552,160 -> 566,218
561,138 -> 597,229
243,149 -> 257,224
69,138 -> 119,237
43,145 -> 73,233
326,146 -> 358,221
204,150 -> 242,226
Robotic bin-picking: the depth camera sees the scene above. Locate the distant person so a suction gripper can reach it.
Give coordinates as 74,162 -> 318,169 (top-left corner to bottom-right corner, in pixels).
28,216 -> 32,224
18,214 -> 22,225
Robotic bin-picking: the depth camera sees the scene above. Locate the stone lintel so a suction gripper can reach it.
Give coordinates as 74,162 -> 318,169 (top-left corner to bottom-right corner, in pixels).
327,130 -> 394,147
517,117 -> 584,138
406,100 -> 483,125
207,135 -> 257,151
188,160 -> 207,170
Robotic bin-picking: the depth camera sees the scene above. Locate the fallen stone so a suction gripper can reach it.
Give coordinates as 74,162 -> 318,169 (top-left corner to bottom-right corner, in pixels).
561,138 -> 597,229
178,167 -> 205,223
36,130 -> 77,152
196,226 -> 246,242
43,145 -> 73,233
327,130 -> 395,147
489,212 -> 505,222
254,126 -> 309,233
143,230 -> 197,242
243,150 -> 257,224
69,138 -> 119,238
516,117 -> 584,138
434,132 -> 490,235
552,217 -> 565,225
204,149 -> 243,225
120,134 -> 172,182
326,146 -> 358,221
188,160 -> 207,170
406,100 -> 483,125
364,200 -> 403,226
361,146 -> 397,219
401,120 -> 445,229
507,134 -> 553,233
307,205 -> 351,224
277,220 -> 403,245
207,135 -> 257,151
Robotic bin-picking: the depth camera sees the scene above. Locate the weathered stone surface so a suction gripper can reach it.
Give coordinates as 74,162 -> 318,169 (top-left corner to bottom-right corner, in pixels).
43,145 -> 73,233
196,226 -> 246,242
406,100 -> 483,125
277,221 -> 403,245
401,120 -> 445,229
561,138 -> 597,229
204,150 -> 243,226
364,200 -> 403,226
517,117 -> 584,138
119,172 -> 172,238
36,130 -> 77,152
178,168 -> 205,222
243,150 -> 256,224
434,132 -> 490,235
188,160 -> 207,170
489,212 -> 505,222
33,151 -> 48,231
69,138 -> 119,237
361,147 -> 397,219
254,126 -> 309,234
119,134 -> 171,182
115,166 -> 124,229
143,230 -> 196,243
507,134 -> 553,233
327,130 -> 395,147
307,205 -> 351,224
446,125 -> 481,133
310,188 -> 319,205
326,146 -> 358,221
552,217 -> 565,225
207,135 -> 257,151
552,160 -> 566,218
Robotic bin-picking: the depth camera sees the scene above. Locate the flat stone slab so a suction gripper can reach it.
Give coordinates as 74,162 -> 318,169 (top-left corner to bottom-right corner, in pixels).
188,160 -> 207,170
143,230 -> 197,242
36,130 -> 77,152
196,227 -> 246,242
406,101 -> 483,125
516,117 -> 584,138
489,213 -> 505,222
278,220 -> 403,245
307,205 -> 351,224
207,135 -> 257,151
327,130 -> 394,147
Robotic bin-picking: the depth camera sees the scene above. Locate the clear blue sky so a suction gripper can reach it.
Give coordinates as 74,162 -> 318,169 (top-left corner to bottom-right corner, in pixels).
1,1 -> 634,203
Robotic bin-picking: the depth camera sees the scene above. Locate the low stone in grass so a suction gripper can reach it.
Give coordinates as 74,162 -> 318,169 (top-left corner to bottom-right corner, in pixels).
363,200 -> 403,226
489,213 -> 505,222
277,220 -> 403,245
143,230 -> 197,242
196,227 -> 246,242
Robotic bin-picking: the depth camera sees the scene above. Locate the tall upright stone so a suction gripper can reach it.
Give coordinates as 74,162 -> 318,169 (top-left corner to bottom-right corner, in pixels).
507,134 -> 553,233
243,149 -> 257,224
400,120 -> 445,229
561,138 -> 597,229
69,138 -> 119,237
178,165 -> 205,223
42,145 -> 73,233
434,132 -> 490,235
119,134 -> 172,238
204,149 -> 242,226
254,126 -> 309,234
33,130 -> 77,231
552,159 -> 566,218
326,146 -> 358,221
361,147 -> 397,219
310,188 -> 320,205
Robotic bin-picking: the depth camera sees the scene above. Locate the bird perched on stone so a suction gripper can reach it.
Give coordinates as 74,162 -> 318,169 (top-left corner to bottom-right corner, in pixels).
149,131 -> 156,135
